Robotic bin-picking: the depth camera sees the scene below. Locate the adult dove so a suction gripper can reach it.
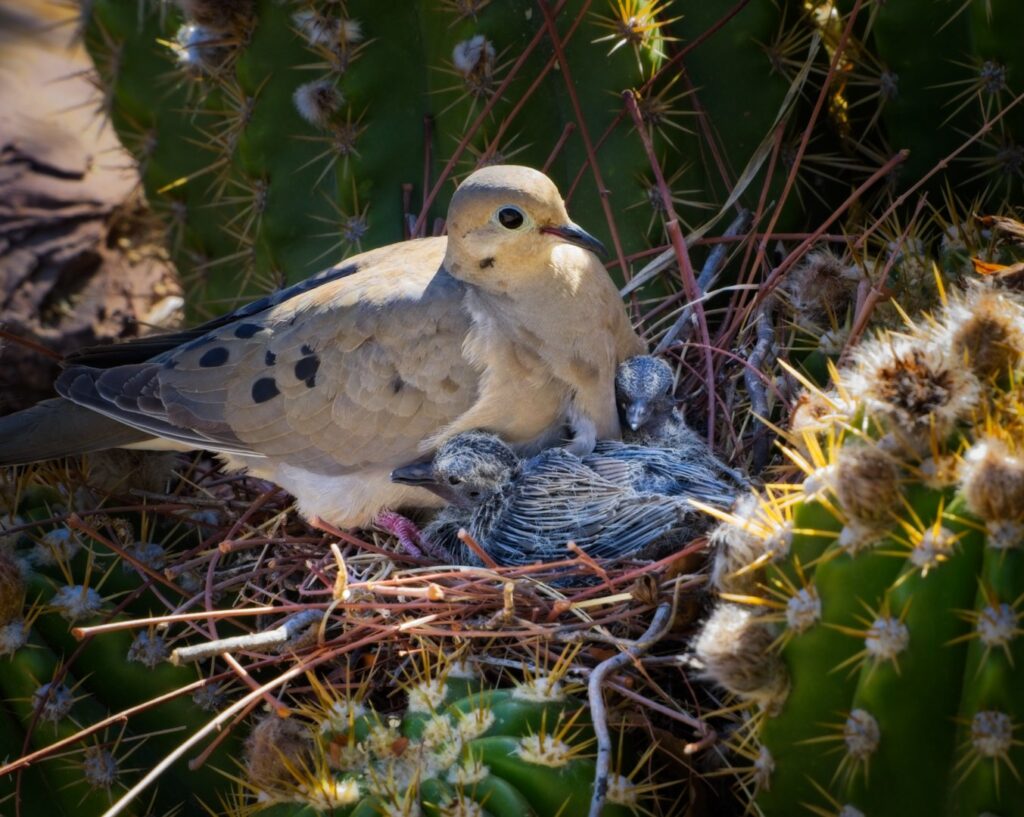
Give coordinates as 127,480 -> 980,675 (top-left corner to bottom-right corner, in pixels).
0,165 -> 643,527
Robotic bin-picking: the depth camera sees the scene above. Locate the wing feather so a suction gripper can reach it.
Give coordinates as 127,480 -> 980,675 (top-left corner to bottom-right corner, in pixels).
55,238 -> 480,475
477,449 -> 689,564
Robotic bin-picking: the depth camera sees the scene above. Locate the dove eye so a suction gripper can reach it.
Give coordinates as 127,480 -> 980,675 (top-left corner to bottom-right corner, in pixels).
495,206 -> 526,230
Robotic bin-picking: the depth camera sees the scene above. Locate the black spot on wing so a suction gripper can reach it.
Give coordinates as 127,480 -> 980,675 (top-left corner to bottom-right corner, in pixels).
199,347 -> 229,367
252,377 -> 280,403
265,350 -> 277,366
294,355 -> 320,388
391,375 -> 405,394
300,344 -> 314,356
479,257 -> 495,269
234,323 -> 262,339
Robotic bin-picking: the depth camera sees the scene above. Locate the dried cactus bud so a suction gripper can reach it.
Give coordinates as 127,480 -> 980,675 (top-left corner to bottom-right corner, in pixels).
834,443 -> 901,528
693,604 -> 789,713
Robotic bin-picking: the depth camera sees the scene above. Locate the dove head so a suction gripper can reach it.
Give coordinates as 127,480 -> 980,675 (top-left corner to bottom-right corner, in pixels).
616,355 -> 675,432
391,431 -> 521,508
443,165 -> 607,288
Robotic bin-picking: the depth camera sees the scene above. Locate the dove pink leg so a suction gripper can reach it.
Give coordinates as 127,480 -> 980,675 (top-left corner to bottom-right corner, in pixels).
372,511 -> 441,560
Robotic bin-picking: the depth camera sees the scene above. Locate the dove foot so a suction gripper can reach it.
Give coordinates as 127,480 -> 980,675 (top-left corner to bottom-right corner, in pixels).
373,511 -> 444,560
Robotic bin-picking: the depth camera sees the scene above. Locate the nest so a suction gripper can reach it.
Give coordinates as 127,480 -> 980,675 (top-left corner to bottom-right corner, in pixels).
0,452 -> 730,816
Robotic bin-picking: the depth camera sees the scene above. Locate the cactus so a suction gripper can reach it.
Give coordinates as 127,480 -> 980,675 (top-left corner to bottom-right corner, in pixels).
77,0 -> 794,315
801,0 -> 1024,204
0,472 -> 235,816
694,280 -> 1024,816
229,650 -> 661,817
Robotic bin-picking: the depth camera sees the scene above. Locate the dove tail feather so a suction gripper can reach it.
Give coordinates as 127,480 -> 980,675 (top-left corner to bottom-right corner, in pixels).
0,398 -> 151,465
56,366 -> 259,457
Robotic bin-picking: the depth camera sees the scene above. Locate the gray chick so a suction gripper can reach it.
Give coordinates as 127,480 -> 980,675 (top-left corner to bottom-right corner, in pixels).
585,440 -> 740,510
390,431 -> 696,567
615,355 -> 747,489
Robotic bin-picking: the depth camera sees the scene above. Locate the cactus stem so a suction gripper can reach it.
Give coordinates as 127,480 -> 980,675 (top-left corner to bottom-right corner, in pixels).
309,189 -> 370,261
434,41 -> 512,128
829,596 -> 911,679
882,497 -> 965,580
294,104 -> 365,168
803,776 -> 866,817
953,710 -> 1022,789
631,75 -> 697,149
801,707 -> 879,790
948,581 -> 1024,668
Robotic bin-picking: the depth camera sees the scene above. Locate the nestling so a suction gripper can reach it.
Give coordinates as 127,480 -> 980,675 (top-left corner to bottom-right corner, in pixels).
615,354 -> 747,488
0,166 -> 643,528
390,431 -> 699,567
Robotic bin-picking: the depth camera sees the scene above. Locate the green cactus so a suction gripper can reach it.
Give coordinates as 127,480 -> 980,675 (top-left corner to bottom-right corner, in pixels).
0,475 -> 236,816
804,0 -> 1024,204
694,283 -> 1024,816
78,0 -> 795,316
229,652 -> 660,817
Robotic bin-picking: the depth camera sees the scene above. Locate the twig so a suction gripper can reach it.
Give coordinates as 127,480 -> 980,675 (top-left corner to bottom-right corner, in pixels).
748,0 -> 866,285
170,610 -> 325,665
457,528 -> 500,569
66,514 -> 184,596
188,698 -> 260,771
606,681 -> 715,749
71,604 -> 315,638
842,194 -> 928,360
587,601 -> 673,817
565,542 -> 611,587
0,674 -> 221,776
542,123 -> 576,172
854,87 -> 1024,252
655,209 -> 752,354
748,150 -> 910,313
619,90 -> 718,440
565,0 -> 753,206
743,300 -> 777,472
0,327 -> 62,360
537,0 -> 629,277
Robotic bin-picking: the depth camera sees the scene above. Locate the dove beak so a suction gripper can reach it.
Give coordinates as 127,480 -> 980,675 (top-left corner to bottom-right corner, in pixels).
540,223 -> 608,259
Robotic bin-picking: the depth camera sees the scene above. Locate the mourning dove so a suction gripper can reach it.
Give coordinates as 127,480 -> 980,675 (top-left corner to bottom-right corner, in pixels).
390,431 -> 697,567
615,355 -> 748,488
0,165 -> 643,527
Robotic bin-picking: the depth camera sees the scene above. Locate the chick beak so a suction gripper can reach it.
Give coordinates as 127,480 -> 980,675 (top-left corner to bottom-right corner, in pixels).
540,223 -> 608,259
625,401 -> 651,433
390,461 -> 437,488
391,461 -> 460,503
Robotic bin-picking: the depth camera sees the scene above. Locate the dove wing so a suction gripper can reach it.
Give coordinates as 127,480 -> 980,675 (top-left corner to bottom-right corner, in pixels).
56,238 -> 480,473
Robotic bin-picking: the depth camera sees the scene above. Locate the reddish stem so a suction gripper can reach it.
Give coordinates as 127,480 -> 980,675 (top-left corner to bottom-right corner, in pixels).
537,0 -> 629,277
